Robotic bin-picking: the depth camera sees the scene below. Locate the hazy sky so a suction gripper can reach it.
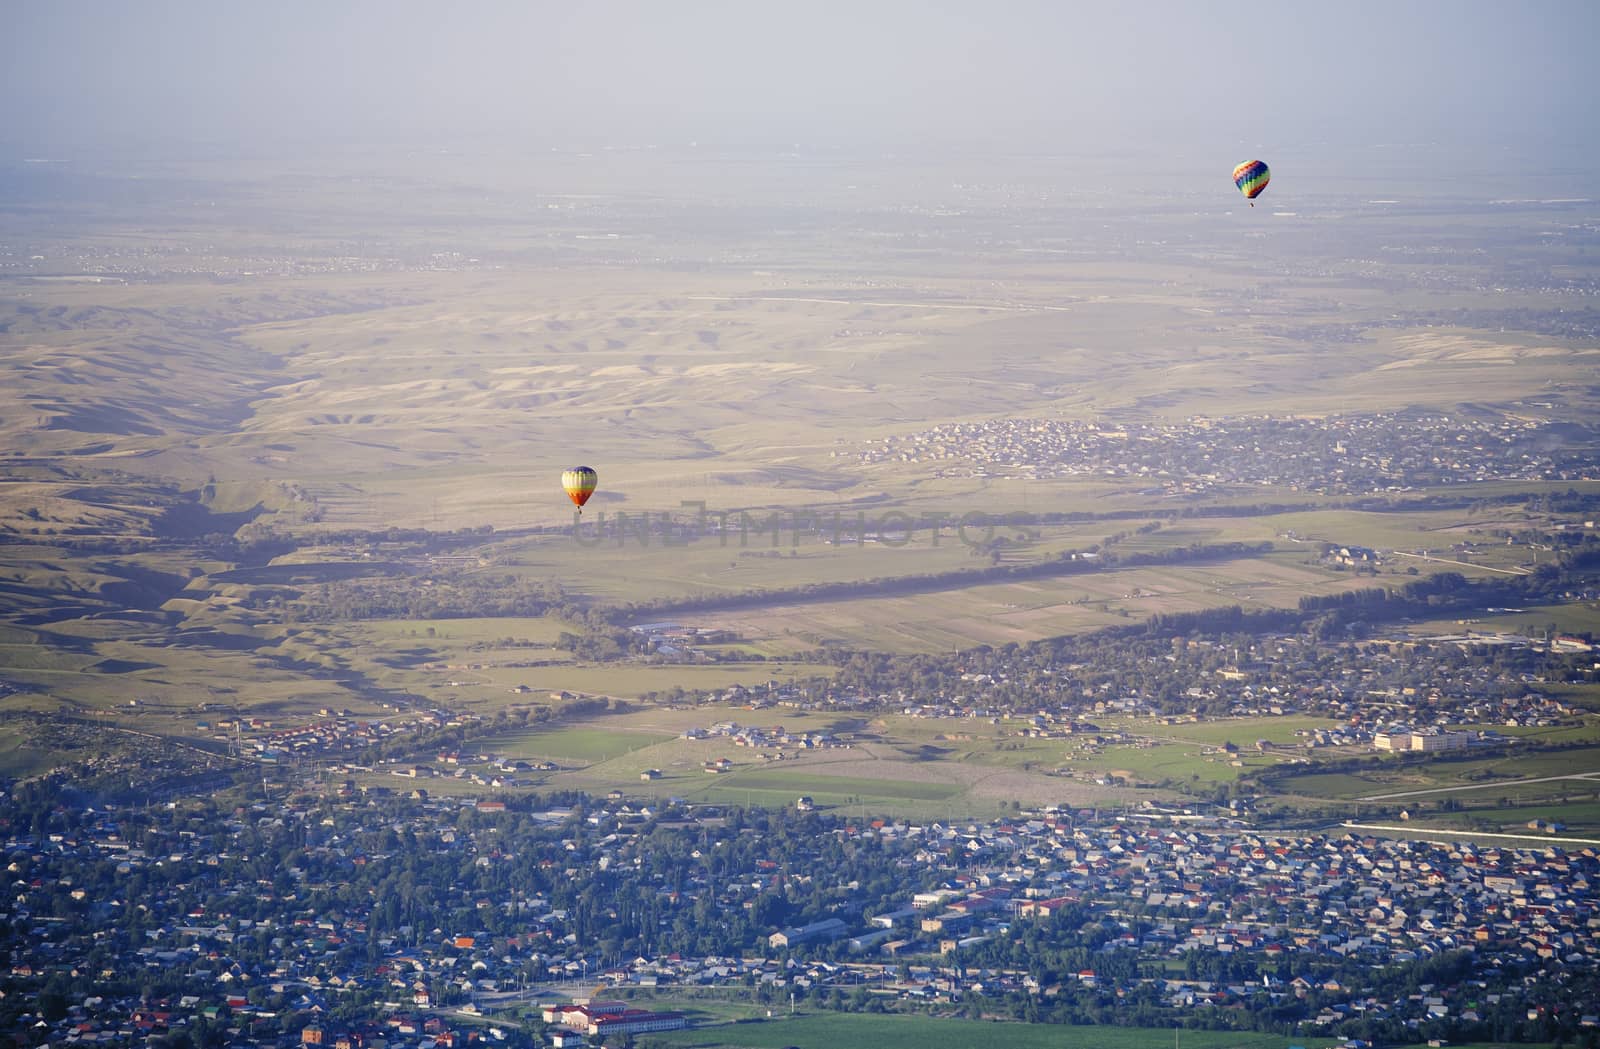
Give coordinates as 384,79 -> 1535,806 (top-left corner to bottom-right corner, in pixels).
4,0 -> 1597,161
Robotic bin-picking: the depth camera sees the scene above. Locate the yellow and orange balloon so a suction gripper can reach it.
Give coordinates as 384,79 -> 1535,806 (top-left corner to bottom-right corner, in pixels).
561,466 -> 598,515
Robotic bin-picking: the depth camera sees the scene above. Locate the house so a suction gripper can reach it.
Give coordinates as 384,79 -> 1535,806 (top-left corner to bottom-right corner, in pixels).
768,918 -> 848,949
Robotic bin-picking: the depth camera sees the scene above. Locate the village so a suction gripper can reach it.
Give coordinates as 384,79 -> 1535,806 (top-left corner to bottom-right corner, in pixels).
150,623 -> 1594,803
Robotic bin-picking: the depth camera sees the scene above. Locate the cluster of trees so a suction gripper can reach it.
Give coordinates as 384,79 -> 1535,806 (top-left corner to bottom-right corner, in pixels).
555,625 -> 652,661
283,574 -> 571,622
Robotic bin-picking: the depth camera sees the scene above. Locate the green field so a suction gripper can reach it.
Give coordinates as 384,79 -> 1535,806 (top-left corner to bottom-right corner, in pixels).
642,1012 -> 1320,1049
1274,745 -> 1600,800
445,710 -> 1147,818
858,714 -> 1331,790
699,768 -> 963,802
0,723 -> 69,778
1134,716 -> 1339,748
1405,603 -> 1600,639
1262,744 -> 1600,834
488,726 -> 677,763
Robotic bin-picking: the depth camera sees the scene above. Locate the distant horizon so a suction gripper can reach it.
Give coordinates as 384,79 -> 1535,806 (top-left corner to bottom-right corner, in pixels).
2,136 -> 1595,214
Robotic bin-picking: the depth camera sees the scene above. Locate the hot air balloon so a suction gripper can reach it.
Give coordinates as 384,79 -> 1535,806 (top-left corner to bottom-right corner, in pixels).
562,466 -> 598,515
1232,160 -> 1270,206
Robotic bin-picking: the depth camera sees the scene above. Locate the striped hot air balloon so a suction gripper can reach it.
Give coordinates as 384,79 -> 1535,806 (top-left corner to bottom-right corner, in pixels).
1232,160 -> 1270,206
561,466 -> 598,515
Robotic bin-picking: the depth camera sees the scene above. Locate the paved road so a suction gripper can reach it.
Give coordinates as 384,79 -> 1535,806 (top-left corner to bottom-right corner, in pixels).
1341,821 -> 1600,847
1389,549 -> 1530,576
1360,771 -> 1600,801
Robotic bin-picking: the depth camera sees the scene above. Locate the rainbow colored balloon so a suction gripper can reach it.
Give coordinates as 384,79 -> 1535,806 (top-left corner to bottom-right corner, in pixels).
1232,160 -> 1270,205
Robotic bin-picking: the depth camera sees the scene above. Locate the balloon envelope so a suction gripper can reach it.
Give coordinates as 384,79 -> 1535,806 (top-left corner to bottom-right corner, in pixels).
562,466 -> 598,508
1233,160 -> 1270,200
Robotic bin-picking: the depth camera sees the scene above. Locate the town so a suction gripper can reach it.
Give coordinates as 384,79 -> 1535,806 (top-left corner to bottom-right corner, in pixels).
2,781 -> 1596,1049
855,412 -> 1600,496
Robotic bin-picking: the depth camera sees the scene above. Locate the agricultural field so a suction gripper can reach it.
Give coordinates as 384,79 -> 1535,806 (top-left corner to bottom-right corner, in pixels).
488,725 -> 678,764
677,554 -> 1385,654
499,526 -> 995,607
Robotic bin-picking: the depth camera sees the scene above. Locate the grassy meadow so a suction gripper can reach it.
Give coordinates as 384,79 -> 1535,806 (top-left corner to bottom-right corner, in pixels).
449,706 -> 1350,818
